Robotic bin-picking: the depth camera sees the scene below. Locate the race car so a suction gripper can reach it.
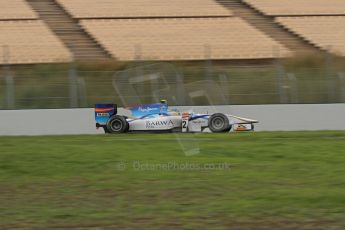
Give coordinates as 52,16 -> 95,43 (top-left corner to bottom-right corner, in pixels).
95,101 -> 258,133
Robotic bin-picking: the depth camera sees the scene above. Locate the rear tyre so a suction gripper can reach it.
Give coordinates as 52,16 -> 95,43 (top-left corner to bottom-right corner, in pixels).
208,113 -> 231,133
106,115 -> 129,133
103,126 -> 111,134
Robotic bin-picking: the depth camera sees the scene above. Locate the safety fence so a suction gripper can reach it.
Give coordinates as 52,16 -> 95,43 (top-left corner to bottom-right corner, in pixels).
1,58 -> 345,109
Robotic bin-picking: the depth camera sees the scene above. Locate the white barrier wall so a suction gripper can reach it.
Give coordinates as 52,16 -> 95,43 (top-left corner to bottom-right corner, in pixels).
0,108 -> 102,136
175,104 -> 345,132
0,104 -> 344,136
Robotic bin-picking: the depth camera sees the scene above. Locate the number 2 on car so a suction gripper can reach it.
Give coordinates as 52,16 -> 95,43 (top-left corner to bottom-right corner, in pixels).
182,112 -> 189,132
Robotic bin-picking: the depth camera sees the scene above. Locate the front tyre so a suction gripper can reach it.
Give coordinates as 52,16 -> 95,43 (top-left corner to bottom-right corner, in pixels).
106,115 -> 129,133
208,113 -> 231,133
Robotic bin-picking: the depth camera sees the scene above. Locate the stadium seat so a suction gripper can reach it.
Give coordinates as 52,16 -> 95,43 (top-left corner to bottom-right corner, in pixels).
244,0 -> 345,16
0,20 -> 72,64
276,16 -> 345,56
80,18 -> 292,61
0,0 -> 38,20
56,0 -> 232,18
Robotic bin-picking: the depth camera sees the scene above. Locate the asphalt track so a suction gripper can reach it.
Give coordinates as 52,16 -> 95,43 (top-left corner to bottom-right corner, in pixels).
0,104 -> 344,136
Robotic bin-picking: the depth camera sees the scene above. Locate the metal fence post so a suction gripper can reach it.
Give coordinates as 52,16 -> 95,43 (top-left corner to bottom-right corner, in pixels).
338,72 -> 345,102
176,71 -> 186,105
274,46 -> 287,103
204,44 -> 213,81
4,72 -> 15,109
3,45 -> 15,109
218,73 -> 230,103
77,77 -> 88,107
324,49 -> 336,102
69,61 -> 79,108
287,73 -> 299,103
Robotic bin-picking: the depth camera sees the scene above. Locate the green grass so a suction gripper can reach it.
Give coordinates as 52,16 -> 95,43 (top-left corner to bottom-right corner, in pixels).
1,131 -> 345,229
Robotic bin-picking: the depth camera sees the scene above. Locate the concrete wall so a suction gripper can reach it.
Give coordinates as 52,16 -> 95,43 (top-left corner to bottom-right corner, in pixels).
0,104 -> 344,136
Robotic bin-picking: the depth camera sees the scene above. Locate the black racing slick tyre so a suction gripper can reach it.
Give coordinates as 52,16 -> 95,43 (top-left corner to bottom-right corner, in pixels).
208,113 -> 231,133
106,115 -> 129,133
103,126 -> 111,134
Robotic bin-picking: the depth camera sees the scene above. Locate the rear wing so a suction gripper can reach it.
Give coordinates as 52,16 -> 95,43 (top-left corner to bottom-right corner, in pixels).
95,104 -> 117,126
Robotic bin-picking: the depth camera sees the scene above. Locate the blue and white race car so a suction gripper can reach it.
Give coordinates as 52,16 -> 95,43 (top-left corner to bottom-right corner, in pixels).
95,101 -> 258,133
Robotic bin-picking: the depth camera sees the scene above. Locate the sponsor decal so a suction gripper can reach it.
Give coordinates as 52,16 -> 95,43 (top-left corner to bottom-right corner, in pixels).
182,112 -> 190,119
95,108 -> 113,113
129,103 -> 167,118
191,120 -> 204,124
189,115 -> 209,121
235,124 -> 248,131
96,113 -> 110,117
138,106 -> 157,113
146,120 -> 174,129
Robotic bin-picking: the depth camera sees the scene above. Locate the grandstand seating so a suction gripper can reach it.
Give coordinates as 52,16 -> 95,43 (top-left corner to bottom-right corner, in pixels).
0,20 -> 72,64
56,0 -> 232,18
244,0 -> 345,16
276,17 -> 345,56
0,0 -> 38,20
1,0 -> 333,64
80,18 -> 291,61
